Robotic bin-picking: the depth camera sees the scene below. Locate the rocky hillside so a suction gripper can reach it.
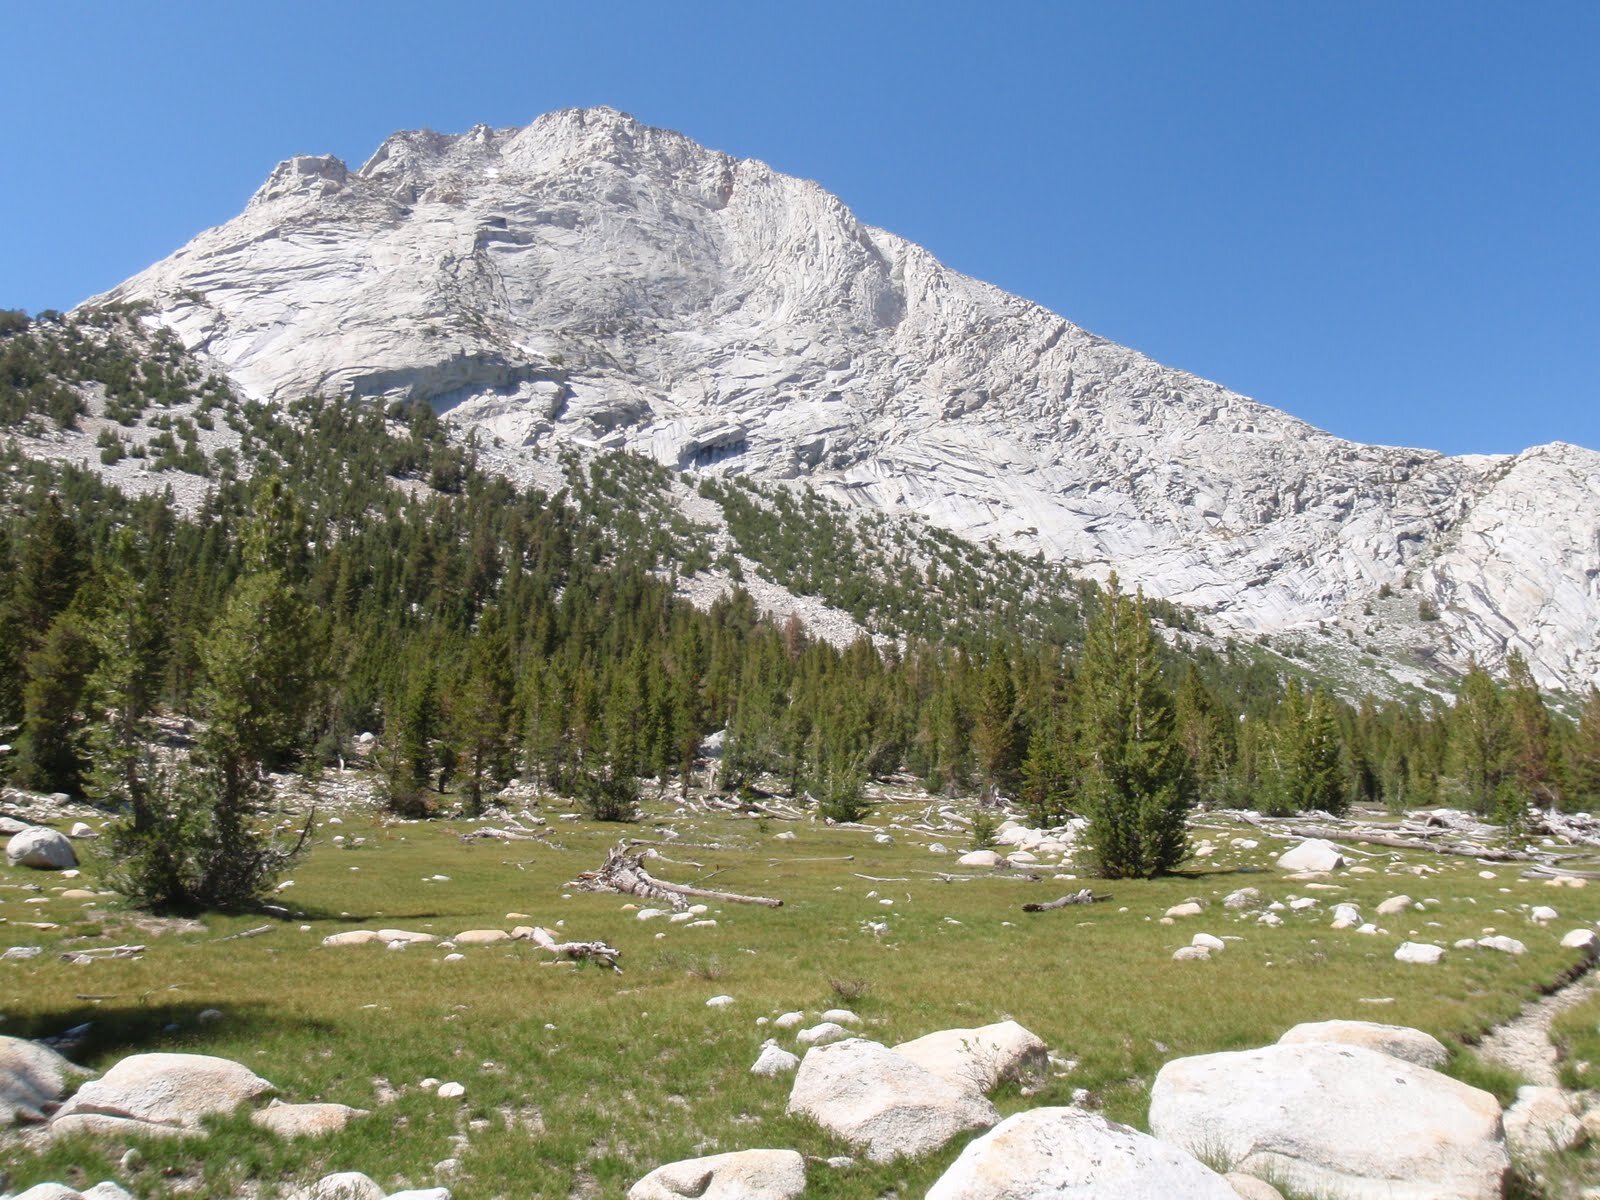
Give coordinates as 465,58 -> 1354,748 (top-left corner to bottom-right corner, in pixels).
89,107 -> 1600,690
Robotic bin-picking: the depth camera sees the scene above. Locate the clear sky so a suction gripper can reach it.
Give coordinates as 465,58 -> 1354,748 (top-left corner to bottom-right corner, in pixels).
3,2 -> 1594,455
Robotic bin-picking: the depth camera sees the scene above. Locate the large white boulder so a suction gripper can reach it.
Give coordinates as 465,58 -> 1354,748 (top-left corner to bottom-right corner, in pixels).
1394,941 -> 1445,965
1,1035 -> 87,1124
1274,839 -> 1345,873
786,1038 -> 997,1162
926,1106 -> 1239,1199
1149,1042 -> 1508,1200
891,1020 -> 1048,1094
957,850 -> 1003,868
627,1149 -> 806,1200
289,1173 -> 386,1200
5,827 -> 78,870
49,1052 -> 274,1136
1277,1020 -> 1449,1069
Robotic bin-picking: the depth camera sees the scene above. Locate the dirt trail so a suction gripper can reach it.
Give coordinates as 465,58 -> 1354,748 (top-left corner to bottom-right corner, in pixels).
1477,962 -> 1600,1086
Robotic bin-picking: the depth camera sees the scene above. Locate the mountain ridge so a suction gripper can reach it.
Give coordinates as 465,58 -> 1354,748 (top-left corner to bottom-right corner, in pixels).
86,107 -> 1600,690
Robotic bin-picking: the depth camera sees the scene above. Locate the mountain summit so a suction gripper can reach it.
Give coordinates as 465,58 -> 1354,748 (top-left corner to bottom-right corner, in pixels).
92,107 -> 1600,689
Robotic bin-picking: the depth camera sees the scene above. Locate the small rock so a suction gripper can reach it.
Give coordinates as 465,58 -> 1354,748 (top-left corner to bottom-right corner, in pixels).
706,995 -> 736,1009
1192,933 -> 1226,953
797,1022 -> 849,1046
1394,942 -> 1445,965
1530,905 -> 1559,924
252,1101 -> 369,1138
437,1081 -> 465,1099
751,1042 -> 801,1077
1166,901 -> 1205,918
1477,936 -> 1527,955
1376,894 -> 1414,916
1173,946 -> 1212,961
628,1148 -> 806,1200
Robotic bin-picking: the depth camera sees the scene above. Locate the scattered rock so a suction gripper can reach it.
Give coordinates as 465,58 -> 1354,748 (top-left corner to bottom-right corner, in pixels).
820,1008 -> 861,1026
251,1101 -> 369,1138
627,1148 -> 806,1200
1530,905 -> 1559,924
1275,839 -> 1345,873
452,929 -> 511,945
925,1106 -> 1238,1199
773,1011 -> 805,1030
1,1034 -> 87,1124
1503,1085 -> 1584,1157
1192,933 -> 1226,953
750,1042 -> 800,1077
49,1052 -> 275,1136
1562,928 -> 1599,955
1149,1042 -> 1508,1200
892,1020 -> 1048,1093
956,850 -> 1002,868
796,1022 -> 849,1047
291,1172 -> 386,1200
1223,888 -> 1260,909
5,827 -> 78,870
787,1038 -> 998,1162
1173,946 -> 1212,961
68,822 -> 96,839
706,995 -> 736,1010
437,1081 -> 465,1099
1477,936 -> 1527,955
1166,900 -> 1205,918
1394,941 -> 1445,965
1277,1020 -> 1449,1069
322,930 -> 383,947
1375,895 -> 1413,916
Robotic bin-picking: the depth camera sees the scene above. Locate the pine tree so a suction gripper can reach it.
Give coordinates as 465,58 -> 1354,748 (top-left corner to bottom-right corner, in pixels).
12,610 -> 94,793
1448,660 -> 1516,823
452,612 -> 514,815
1260,683 -> 1344,816
972,649 -> 1019,801
1020,695 -> 1074,827
1075,577 -> 1192,878
1569,687 -> 1600,808
1504,651 -> 1559,809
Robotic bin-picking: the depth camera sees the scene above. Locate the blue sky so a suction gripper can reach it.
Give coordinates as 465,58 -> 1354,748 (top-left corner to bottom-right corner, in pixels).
2,2 -> 1594,455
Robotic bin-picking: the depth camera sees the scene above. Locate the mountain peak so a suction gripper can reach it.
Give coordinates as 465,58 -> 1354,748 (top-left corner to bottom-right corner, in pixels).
90,110 -> 1600,690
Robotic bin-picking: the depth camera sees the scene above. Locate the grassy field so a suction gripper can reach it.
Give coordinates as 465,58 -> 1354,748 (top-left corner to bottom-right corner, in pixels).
3,791 -> 1598,1198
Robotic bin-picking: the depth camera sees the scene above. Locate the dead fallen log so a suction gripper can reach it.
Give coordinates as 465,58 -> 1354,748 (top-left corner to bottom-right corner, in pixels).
1239,814 -> 1532,862
935,871 -> 1045,884
60,945 -> 145,964
213,924 -> 274,943
1023,888 -> 1109,913
530,926 -> 621,972
569,846 -> 784,910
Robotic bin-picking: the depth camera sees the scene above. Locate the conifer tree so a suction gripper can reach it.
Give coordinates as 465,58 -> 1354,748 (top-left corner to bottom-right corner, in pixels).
973,648 -> 1020,800
1448,660 -> 1516,823
12,610 -> 94,793
1570,687 -> 1600,808
1075,577 -> 1192,878
1504,651 -> 1560,809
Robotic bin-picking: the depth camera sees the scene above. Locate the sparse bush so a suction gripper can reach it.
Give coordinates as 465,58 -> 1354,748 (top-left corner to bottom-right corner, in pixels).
574,770 -> 640,822
1418,597 -> 1441,622
827,975 -> 871,1005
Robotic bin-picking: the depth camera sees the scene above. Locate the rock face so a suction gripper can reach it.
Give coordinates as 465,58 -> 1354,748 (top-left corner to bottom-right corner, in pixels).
892,1020 -> 1048,1093
49,1052 -> 274,1137
1277,1020 -> 1449,1069
786,1038 -> 998,1162
627,1149 -> 806,1200
5,827 -> 78,870
926,1106 -> 1239,1199
1,1036 -> 87,1124
1149,1042 -> 1508,1200
91,107 -> 1600,690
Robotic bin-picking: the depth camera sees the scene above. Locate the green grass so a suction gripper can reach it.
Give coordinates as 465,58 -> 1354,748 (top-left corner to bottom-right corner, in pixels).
3,798 -> 1598,1197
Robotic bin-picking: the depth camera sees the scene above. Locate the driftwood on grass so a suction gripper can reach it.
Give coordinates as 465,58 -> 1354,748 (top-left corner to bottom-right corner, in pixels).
1239,812 -> 1533,862
60,944 -> 145,964
935,871 -> 1045,884
569,845 -> 784,910
1022,888 -> 1109,913
213,924 -> 274,943
530,925 -> 622,972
